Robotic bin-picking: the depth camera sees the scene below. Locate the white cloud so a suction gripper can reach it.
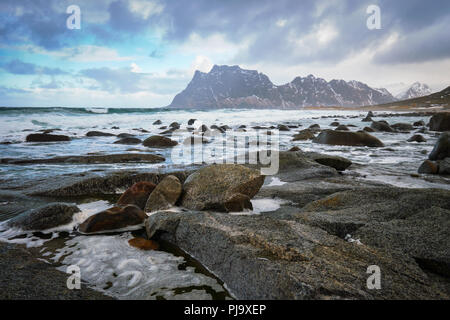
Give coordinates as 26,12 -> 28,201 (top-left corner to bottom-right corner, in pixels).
130,62 -> 142,73
129,0 -> 164,19
190,55 -> 213,73
276,19 -> 287,27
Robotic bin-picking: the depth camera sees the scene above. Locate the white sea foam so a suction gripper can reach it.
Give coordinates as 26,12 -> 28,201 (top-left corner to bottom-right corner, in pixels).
266,177 -> 287,186
51,233 -> 225,299
229,198 -> 287,215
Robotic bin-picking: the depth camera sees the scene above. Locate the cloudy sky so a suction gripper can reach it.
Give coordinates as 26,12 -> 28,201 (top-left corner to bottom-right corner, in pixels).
0,0 -> 449,107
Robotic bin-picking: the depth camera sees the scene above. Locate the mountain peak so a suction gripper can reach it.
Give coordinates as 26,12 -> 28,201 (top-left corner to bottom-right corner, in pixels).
396,82 -> 432,100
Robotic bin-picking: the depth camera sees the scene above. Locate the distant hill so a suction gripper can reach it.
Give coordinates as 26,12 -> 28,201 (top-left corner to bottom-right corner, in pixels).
169,65 -> 396,109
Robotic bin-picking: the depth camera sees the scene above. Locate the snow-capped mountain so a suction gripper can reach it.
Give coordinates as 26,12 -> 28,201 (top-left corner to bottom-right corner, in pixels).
396,82 -> 432,100
169,65 -> 396,109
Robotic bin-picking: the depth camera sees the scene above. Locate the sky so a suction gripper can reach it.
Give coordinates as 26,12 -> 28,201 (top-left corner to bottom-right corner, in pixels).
0,0 -> 449,108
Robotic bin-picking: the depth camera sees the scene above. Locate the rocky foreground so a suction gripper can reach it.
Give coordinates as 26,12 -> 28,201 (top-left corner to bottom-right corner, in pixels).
1,112 -> 449,300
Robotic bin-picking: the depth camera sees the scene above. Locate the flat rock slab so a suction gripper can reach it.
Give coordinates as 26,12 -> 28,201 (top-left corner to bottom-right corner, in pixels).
146,210 -> 448,299
2,153 -> 165,165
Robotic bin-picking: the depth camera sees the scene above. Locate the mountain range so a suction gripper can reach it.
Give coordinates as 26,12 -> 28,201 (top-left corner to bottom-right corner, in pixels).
169,65 -> 433,109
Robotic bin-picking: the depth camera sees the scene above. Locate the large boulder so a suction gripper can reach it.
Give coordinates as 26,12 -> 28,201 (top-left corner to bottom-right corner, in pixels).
26,134 -> 71,142
142,135 -> 178,148
314,130 -> 384,147
7,203 -> 80,231
113,137 -> 142,145
298,187 -> 450,277
371,121 -> 394,132
145,175 -> 182,212
78,205 -> 147,234
407,134 -> 427,143
146,206 -> 448,299
429,132 -> 450,160
429,113 -> 450,131
180,164 -> 265,212
117,181 -> 156,210
418,160 -> 439,174
306,152 -> 352,171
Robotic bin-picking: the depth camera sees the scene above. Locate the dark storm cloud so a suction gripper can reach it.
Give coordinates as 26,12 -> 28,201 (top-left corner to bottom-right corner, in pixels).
1,0 -> 449,65
0,0 -> 85,50
1,59 -> 68,75
155,0 -> 450,65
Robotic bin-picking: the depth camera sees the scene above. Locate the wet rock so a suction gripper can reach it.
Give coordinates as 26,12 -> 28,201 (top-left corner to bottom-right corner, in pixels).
169,122 -> 180,129
429,132 -> 450,160
220,125 -> 231,131
145,175 -> 182,212
407,134 -> 427,143
187,119 -> 196,125
314,130 -> 384,147
113,137 -> 142,145
363,127 -> 375,132
199,124 -> 209,132
392,123 -> 414,132
117,133 -> 135,139
238,125 -> 246,129
292,129 -> 315,141
153,120 -> 162,125
143,135 -> 178,148
128,237 -> 159,250
335,125 -> 349,131
371,121 -> 394,132
26,133 -> 71,142
277,124 -> 290,131
3,154 -> 165,165
413,120 -> 425,127
78,205 -> 147,234
418,160 -> 439,174
289,146 -> 301,152
361,112 -> 373,122
438,158 -> 450,175
146,206 -> 448,299
86,131 -> 115,137
117,181 -> 156,210
0,242 -> 113,299
307,152 -> 352,171
429,113 -> 450,131
309,124 -> 320,130
271,151 -> 337,182
180,164 -> 265,212
7,203 -> 80,231
330,121 -> 340,127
